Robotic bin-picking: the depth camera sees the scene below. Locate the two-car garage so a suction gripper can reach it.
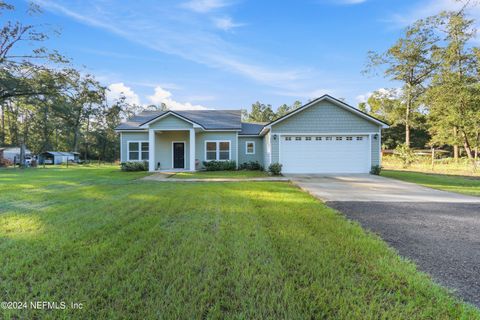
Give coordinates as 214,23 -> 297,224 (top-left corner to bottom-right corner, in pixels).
262,95 -> 388,174
279,134 -> 371,174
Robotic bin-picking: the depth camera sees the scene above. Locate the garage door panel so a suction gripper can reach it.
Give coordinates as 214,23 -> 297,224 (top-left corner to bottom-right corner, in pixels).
280,135 -> 370,173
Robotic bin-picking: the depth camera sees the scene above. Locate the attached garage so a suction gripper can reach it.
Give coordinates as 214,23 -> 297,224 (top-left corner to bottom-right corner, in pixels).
280,134 -> 370,173
261,95 -> 389,174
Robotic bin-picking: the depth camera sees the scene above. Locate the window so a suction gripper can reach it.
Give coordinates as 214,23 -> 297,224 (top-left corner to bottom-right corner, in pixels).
295,137 -> 302,141
206,142 -> 217,160
326,136 -> 332,141
336,136 -> 343,141
246,141 -> 255,154
346,136 -> 353,141
205,141 -> 231,161
285,137 -> 292,141
128,141 -> 149,161
315,137 -> 322,141
305,136 -> 312,141
219,142 -> 230,160
356,136 -> 363,141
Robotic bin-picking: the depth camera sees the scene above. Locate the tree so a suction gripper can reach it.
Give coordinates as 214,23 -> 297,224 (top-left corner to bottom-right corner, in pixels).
243,100 -> 302,123
0,1 -> 67,103
425,9 -> 480,160
276,100 -> 302,118
52,70 -> 105,152
361,89 -> 430,149
365,17 -> 439,147
244,102 -> 275,122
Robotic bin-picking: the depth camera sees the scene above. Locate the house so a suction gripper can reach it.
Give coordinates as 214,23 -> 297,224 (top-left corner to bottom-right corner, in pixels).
115,95 -> 389,174
39,151 -> 79,165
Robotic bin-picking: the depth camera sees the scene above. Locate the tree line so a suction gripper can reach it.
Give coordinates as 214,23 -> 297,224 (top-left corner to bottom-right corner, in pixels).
0,2 -> 170,163
3,1 -> 479,163
362,1 -> 480,161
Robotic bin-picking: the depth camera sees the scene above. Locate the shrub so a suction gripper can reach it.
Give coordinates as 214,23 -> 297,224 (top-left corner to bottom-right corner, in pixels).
370,165 -> 382,175
239,161 -> 263,171
202,160 -> 236,171
268,162 -> 282,176
121,161 -> 148,171
394,144 -> 416,168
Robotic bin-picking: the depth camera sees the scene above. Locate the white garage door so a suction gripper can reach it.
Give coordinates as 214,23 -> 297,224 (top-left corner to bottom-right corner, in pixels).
280,135 -> 370,173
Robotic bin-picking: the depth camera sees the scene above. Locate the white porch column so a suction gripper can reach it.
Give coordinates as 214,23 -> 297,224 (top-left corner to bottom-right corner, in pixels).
189,129 -> 196,171
149,129 -> 155,172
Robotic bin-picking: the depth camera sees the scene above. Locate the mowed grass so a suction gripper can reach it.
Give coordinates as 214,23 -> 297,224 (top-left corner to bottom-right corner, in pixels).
171,170 -> 269,179
0,166 -> 478,319
382,156 -> 480,177
383,170 -> 480,197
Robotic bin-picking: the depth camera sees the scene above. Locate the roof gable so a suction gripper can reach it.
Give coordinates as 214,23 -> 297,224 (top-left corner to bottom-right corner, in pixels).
266,95 -> 389,129
140,111 -> 199,129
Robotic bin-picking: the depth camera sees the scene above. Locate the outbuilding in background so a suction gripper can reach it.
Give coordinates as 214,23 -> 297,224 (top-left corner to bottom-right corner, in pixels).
39,151 -> 79,165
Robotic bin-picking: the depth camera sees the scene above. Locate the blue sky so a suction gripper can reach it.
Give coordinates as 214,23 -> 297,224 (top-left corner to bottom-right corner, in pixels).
11,0 -> 477,111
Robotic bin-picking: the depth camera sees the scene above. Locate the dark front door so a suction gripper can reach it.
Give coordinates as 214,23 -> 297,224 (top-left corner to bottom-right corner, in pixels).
173,142 -> 185,169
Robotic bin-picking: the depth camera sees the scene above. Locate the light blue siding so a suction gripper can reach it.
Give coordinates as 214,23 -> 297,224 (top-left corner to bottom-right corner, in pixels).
270,100 -> 382,166
195,132 -> 238,169
149,114 -> 193,130
272,101 -> 379,133
120,132 -> 148,162
238,137 -> 264,166
263,131 -> 271,169
155,131 -> 190,170
371,131 -> 381,166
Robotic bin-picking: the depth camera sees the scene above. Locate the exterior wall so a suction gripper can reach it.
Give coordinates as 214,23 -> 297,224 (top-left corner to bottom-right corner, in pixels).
120,132 -> 148,162
263,131 -> 271,169
237,137 -> 264,166
371,130 -> 381,167
155,131 -> 190,170
149,114 -> 193,130
272,101 -> 379,133
270,100 -> 381,166
195,131 -> 238,169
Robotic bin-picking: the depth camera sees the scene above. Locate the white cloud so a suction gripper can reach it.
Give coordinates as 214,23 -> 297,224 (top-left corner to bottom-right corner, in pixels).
38,0 -> 309,92
147,86 -> 208,110
389,0 -> 480,28
107,83 -> 141,105
181,0 -> 232,13
356,88 -> 401,103
213,17 -> 245,31
107,83 -> 209,110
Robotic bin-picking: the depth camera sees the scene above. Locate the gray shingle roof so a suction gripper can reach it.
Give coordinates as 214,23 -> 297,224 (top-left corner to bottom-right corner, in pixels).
116,109 -> 265,135
239,122 -> 265,135
115,111 -> 163,130
116,110 -> 243,130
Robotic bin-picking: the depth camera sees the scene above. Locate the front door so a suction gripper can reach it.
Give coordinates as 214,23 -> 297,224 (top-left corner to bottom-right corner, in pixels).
173,142 -> 185,169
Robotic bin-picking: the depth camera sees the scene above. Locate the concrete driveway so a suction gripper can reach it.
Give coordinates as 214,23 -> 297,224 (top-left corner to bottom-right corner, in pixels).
288,174 -> 480,203
288,174 -> 480,307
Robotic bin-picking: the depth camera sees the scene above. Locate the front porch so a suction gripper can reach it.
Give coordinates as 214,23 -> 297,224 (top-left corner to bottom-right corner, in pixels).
148,129 -> 197,172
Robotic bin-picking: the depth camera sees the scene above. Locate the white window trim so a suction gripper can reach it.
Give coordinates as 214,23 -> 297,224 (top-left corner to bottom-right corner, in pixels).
127,140 -> 149,161
204,140 -> 231,161
171,141 -> 186,169
245,141 -> 255,155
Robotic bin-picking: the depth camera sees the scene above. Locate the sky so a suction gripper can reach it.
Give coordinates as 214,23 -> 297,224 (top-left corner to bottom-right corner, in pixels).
9,0 -> 480,111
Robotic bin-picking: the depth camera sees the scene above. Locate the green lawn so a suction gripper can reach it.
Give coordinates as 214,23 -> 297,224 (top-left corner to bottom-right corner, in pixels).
382,170 -> 480,197
0,166 -> 478,319
171,170 -> 270,179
